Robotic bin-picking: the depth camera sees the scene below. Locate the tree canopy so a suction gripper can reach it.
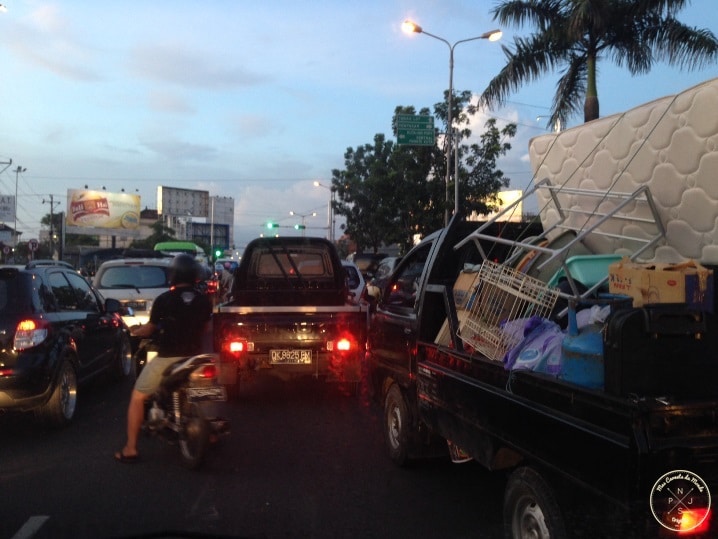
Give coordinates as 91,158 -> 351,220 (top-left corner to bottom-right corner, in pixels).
331,97 -> 517,254
480,0 -> 718,128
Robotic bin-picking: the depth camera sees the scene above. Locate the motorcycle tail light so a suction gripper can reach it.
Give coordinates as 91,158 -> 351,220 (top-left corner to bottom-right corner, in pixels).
14,319 -> 50,351
190,364 -> 218,381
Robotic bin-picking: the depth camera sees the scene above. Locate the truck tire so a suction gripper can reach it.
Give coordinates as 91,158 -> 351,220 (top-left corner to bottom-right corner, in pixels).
503,467 -> 566,539
384,384 -> 411,466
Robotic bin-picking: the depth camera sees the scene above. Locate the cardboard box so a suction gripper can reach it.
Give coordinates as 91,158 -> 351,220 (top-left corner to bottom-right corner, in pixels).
453,271 -> 480,309
608,258 -> 714,312
435,311 -> 469,346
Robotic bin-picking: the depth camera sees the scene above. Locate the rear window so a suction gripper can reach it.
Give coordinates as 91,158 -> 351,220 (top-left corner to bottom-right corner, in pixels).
255,251 -> 332,277
0,270 -> 33,314
96,265 -> 169,289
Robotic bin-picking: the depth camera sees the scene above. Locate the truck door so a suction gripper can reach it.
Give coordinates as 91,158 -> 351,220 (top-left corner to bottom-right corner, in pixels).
369,243 -> 433,376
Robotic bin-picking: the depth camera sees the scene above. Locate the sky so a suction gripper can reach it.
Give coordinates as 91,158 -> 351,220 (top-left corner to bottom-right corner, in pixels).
1,0 -> 717,251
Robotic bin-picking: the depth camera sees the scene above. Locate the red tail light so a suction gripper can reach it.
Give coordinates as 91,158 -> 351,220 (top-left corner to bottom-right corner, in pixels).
677,508 -> 711,535
327,333 -> 356,353
222,338 -> 253,360
14,319 -> 50,351
190,364 -> 217,381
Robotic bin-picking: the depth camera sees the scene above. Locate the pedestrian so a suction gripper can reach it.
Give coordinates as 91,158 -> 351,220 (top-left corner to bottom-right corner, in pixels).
114,253 -> 213,463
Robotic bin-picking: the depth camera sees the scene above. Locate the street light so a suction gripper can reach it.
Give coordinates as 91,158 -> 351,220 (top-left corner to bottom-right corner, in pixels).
289,210 -> 316,237
313,180 -> 336,242
402,20 -> 501,225
14,166 -> 26,248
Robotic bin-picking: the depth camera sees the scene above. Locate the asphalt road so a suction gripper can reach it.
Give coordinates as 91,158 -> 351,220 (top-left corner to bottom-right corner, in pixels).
0,370 -> 507,539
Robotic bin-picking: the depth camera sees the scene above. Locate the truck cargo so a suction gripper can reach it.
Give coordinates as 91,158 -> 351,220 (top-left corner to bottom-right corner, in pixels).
366,79 -> 718,538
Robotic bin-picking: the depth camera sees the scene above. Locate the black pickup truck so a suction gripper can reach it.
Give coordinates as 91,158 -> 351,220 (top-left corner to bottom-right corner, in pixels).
213,236 -> 368,396
366,215 -> 718,538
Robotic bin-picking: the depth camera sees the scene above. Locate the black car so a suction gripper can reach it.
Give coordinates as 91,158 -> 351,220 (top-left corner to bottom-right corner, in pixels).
0,261 -> 132,426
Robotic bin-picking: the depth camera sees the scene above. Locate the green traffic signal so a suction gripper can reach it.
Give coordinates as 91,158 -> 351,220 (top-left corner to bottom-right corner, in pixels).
266,222 -> 278,229
294,224 -> 305,230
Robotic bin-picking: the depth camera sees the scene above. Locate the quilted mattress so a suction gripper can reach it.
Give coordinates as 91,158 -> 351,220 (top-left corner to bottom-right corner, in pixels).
528,77 -> 718,264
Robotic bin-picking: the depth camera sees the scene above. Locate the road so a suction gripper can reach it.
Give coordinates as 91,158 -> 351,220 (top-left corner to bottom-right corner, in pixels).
0,370 -> 507,539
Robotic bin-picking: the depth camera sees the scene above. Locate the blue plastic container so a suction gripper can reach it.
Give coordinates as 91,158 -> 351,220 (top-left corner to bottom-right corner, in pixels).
558,306 -> 605,389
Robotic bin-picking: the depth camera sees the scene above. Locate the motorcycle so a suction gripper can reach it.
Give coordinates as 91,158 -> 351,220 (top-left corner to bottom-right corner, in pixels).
134,336 -> 230,469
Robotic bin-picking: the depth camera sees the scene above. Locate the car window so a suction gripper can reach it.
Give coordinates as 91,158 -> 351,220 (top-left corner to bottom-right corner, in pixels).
0,279 -> 9,311
344,266 -> 361,289
257,252 -> 330,277
66,272 -> 100,312
98,265 -> 169,288
384,245 -> 431,309
48,272 -> 78,311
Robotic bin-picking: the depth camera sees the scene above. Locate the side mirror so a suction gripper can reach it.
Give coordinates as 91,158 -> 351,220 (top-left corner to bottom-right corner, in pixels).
105,297 -> 123,314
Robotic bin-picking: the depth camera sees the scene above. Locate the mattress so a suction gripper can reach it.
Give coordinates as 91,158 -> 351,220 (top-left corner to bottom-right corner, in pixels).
528,77 -> 718,264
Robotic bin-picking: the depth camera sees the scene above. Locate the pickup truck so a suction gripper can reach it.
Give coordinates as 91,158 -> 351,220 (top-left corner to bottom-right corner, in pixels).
213,236 -> 368,397
365,213 -> 718,538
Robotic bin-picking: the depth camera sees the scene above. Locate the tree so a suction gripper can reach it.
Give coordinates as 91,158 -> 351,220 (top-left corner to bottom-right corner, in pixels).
332,100 -> 517,252
41,213 -> 99,248
479,0 -> 718,128
461,117 -> 516,216
129,219 -> 175,249
332,133 -> 399,253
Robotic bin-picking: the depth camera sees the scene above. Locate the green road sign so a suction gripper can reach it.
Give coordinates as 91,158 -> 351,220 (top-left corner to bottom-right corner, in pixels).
396,114 -> 435,146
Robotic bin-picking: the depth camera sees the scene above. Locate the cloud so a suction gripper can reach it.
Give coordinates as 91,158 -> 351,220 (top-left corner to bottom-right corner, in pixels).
128,44 -> 270,89
140,137 -> 217,162
147,91 -> 195,114
1,4 -> 102,82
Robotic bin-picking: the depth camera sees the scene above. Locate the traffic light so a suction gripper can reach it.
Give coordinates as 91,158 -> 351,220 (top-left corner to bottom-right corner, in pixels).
266,222 -> 279,229
214,248 -> 222,259
294,224 -> 305,230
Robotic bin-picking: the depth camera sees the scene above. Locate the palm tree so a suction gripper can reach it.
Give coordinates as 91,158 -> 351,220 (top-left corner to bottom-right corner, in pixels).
479,0 -> 718,128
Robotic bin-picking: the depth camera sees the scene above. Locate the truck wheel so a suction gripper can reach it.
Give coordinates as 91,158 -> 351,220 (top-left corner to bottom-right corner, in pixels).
384,384 -> 411,466
504,467 -> 566,539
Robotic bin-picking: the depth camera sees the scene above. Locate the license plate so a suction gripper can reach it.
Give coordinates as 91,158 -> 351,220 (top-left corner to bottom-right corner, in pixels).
186,386 -> 227,402
270,349 -> 312,364
123,300 -> 147,311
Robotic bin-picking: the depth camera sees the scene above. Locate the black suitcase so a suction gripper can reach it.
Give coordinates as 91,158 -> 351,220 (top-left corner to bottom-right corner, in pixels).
603,304 -> 718,398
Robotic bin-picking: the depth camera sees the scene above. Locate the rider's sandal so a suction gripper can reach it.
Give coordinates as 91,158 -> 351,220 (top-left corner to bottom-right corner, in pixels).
114,450 -> 140,463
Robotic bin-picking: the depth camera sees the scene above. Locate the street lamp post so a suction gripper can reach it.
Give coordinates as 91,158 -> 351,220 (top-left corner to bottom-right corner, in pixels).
402,20 -> 501,225
313,180 -> 335,242
13,166 -> 26,248
289,210 -> 316,237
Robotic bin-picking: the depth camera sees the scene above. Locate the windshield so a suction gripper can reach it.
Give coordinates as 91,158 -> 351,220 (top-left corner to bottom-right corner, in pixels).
96,265 -> 169,289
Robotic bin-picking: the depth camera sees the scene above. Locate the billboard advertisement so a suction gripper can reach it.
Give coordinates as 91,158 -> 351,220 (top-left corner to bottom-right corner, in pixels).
0,195 -> 15,222
157,186 -> 209,218
65,189 -> 141,236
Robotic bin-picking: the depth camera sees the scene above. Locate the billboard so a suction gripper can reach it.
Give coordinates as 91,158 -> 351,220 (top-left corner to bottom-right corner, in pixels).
157,186 -> 209,218
0,195 -> 14,222
65,189 -> 141,236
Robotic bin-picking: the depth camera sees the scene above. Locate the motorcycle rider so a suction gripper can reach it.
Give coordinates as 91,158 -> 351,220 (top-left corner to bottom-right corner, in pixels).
115,253 -> 213,463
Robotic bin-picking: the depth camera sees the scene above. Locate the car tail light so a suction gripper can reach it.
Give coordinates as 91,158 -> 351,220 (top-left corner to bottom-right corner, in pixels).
327,333 -> 356,353
222,338 -> 253,359
14,319 -> 50,350
190,364 -> 218,381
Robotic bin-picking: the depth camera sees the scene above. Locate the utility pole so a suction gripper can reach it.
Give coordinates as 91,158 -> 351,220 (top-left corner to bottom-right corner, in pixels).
43,195 -> 60,259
